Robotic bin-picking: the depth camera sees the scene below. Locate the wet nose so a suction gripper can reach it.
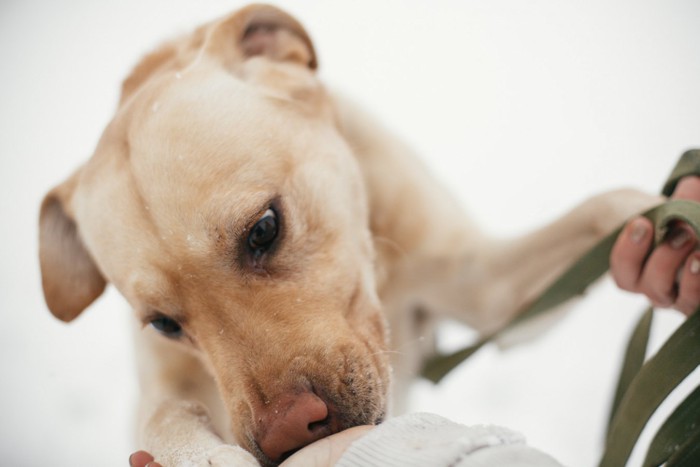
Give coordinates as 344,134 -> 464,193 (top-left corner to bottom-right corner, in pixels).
257,390 -> 336,463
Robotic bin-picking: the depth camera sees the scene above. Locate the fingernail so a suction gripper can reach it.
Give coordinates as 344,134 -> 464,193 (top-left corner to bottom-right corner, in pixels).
630,220 -> 648,244
668,228 -> 692,249
691,257 -> 700,274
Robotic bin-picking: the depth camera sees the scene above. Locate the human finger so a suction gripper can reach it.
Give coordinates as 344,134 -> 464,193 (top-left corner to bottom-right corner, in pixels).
610,217 -> 654,291
280,425 -> 373,467
637,224 -> 697,307
675,251 -> 700,316
129,451 -> 156,467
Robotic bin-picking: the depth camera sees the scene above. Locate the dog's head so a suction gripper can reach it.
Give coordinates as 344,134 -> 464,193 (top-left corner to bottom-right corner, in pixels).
38,4 -> 389,465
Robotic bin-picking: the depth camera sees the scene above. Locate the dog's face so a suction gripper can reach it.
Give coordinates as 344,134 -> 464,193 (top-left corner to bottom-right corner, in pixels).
38,5 -> 389,465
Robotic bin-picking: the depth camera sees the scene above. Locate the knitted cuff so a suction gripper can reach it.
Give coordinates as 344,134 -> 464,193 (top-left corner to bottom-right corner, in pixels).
336,412 -> 562,467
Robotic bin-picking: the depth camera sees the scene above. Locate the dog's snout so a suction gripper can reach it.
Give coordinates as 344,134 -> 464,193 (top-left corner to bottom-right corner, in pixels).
256,390 -> 337,463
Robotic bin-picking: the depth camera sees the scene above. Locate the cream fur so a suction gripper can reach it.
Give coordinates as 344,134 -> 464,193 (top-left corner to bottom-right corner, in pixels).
38,4 -> 660,466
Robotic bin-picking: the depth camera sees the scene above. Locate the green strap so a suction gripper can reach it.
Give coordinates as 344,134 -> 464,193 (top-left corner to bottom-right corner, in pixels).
607,306 -> 654,432
599,311 -> 700,467
666,428 -> 700,467
420,150 -> 700,467
422,149 -> 700,382
643,385 -> 700,467
603,149 -> 700,466
663,149 -> 700,197
422,227 -> 621,383
421,200 -> 700,383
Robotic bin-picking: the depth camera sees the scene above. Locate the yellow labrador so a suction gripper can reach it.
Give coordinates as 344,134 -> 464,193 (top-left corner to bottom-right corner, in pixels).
38,4 -> 658,466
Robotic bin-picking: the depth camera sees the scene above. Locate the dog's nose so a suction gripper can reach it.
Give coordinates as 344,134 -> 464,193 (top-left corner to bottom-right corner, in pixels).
257,390 -> 336,463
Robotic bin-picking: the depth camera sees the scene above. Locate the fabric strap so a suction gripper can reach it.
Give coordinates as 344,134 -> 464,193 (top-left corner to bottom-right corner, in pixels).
642,385 -> 700,467
421,149 -> 700,466
601,311 -> 700,467
607,306 -> 653,430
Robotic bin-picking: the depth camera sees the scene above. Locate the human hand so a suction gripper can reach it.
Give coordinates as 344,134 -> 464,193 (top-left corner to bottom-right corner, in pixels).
610,176 -> 700,316
280,425 -> 373,466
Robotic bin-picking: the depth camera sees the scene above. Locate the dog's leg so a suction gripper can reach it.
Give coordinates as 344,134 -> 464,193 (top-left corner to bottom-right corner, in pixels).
134,325 -> 260,467
333,97 -> 661,409
395,188 -> 663,334
334,96 -> 661,333
384,188 -> 660,412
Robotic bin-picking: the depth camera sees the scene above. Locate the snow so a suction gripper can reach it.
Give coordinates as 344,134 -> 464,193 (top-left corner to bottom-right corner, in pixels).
1,1 -> 699,466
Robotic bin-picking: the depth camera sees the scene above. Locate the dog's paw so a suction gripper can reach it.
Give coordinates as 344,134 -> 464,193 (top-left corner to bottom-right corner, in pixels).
201,445 -> 260,467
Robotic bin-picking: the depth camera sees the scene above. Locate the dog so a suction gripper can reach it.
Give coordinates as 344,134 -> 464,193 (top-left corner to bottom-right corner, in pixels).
38,4 -> 662,466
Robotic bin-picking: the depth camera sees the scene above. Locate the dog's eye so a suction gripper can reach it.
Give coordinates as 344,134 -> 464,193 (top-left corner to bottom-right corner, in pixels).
247,208 -> 278,254
150,316 -> 183,338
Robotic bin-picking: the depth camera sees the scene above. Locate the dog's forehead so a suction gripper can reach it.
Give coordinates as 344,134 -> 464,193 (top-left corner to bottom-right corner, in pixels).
76,66 -> 368,301
126,66 -> 342,196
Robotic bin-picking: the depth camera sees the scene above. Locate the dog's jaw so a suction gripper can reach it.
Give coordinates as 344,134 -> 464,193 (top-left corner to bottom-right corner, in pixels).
189,278 -> 391,465
238,343 -> 390,467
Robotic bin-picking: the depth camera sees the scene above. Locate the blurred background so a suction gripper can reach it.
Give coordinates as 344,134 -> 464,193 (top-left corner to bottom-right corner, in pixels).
1,1 -> 698,466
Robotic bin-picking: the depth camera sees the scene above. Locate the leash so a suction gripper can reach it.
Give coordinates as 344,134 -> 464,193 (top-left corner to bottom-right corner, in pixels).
421,149 -> 700,467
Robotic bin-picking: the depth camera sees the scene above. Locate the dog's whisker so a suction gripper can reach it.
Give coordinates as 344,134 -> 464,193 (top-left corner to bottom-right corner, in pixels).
370,349 -> 405,357
380,336 -> 429,358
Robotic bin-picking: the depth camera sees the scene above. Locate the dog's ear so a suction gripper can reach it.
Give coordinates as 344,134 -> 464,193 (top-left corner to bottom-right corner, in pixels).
121,41 -> 179,105
121,5 -> 317,103
39,171 -> 106,322
207,4 -> 318,71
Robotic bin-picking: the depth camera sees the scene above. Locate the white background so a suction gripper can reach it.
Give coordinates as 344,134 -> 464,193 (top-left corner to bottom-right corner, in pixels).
1,1 -> 699,466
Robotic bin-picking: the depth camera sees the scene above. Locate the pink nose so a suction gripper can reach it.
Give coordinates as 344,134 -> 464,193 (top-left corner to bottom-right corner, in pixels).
256,390 -> 336,463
